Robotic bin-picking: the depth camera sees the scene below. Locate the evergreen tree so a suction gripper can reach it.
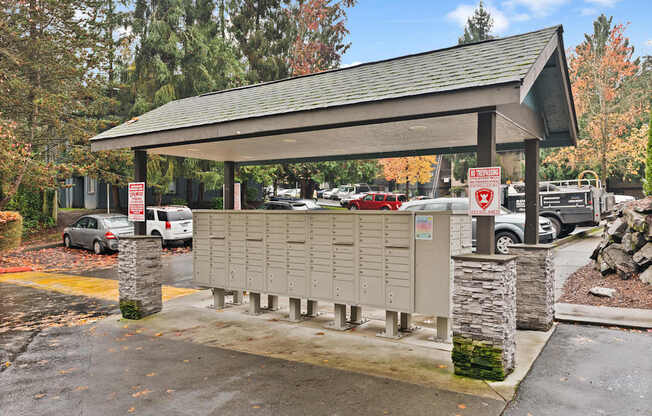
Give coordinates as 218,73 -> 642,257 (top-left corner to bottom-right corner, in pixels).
645,114 -> 652,195
458,1 -> 494,45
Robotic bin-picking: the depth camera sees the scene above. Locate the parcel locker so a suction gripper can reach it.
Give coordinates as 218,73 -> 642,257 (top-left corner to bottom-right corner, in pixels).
192,210 -> 471,317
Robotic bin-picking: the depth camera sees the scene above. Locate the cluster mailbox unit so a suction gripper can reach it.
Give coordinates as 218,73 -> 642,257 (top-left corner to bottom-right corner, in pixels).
193,210 -> 471,336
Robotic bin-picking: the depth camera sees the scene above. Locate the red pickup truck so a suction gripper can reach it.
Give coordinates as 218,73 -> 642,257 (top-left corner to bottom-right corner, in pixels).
348,193 -> 407,210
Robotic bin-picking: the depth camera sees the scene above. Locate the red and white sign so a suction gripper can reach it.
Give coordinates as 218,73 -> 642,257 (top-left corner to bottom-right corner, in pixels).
234,183 -> 241,210
468,167 -> 501,216
128,182 -> 145,221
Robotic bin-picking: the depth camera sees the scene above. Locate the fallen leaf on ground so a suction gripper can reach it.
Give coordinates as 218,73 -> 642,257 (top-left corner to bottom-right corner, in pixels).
132,389 -> 152,398
146,372 -> 156,377
75,386 -> 88,391
252,405 -> 261,409
155,333 -> 162,337
4,362 -> 11,367
166,389 -> 175,394
128,407 -> 135,413
458,404 -> 466,409
183,360 -> 189,363
437,364 -> 447,369
315,332 -> 325,336
34,393 -> 46,399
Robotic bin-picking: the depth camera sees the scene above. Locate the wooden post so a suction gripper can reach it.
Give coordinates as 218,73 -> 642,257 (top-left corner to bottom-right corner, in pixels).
524,139 -> 540,245
476,111 -> 496,255
224,161 -> 235,210
134,150 -> 147,236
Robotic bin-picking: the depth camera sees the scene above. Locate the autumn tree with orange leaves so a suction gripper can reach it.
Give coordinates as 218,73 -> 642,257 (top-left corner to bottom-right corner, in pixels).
289,0 -> 357,76
544,15 -> 647,182
380,156 -> 438,196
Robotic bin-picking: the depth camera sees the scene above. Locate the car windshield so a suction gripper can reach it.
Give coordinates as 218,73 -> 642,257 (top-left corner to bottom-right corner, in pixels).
158,209 -> 192,221
300,200 -> 319,209
104,217 -> 132,228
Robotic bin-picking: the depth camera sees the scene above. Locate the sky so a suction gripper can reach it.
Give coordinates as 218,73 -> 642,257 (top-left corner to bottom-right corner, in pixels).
340,0 -> 652,67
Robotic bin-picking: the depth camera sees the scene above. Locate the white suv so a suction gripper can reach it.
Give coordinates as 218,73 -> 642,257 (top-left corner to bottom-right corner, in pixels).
146,206 -> 193,245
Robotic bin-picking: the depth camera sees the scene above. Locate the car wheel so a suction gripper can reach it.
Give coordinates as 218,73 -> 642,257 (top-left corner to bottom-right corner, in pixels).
495,231 -> 518,255
93,240 -> 104,255
63,234 -> 72,249
349,205 -> 358,210
380,206 -> 390,211
560,224 -> 576,237
546,217 -> 562,238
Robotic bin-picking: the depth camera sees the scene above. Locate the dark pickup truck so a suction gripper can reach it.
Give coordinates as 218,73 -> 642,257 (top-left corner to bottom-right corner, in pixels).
503,180 -> 614,238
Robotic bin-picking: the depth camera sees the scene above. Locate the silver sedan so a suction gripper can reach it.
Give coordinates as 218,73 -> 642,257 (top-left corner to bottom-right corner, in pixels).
63,214 -> 134,254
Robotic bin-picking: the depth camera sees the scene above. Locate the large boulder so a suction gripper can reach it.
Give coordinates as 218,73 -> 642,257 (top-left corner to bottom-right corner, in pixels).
640,267 -> 652,284
632,242 -> 652,269
606,218 -> 628,243
623,208 -> 649,234
632,196 -> 652,214
622,231 -> 647,254
601,244 -> 637,280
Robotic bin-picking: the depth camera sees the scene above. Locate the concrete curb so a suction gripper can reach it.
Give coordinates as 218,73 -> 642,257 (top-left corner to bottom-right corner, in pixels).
552,226 -> 602,248
555,302 -> 652,329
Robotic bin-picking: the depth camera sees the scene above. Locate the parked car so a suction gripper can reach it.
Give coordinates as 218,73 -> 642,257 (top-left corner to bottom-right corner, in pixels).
322,187 -> 339,199
63,214 -> 134,254
335,183 -> 371,201
349,193 -> 407,210
340,192 -> 368,208
399,197 -> 555,254
262,199 -> 322,210
316,188 -> 327,198
146,206 -> 193,245
277,188 -> 300,198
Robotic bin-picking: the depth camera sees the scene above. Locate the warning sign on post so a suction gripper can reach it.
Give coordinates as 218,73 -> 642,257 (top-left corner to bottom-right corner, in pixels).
468,167 -> 501,216
128,182 -> 145,222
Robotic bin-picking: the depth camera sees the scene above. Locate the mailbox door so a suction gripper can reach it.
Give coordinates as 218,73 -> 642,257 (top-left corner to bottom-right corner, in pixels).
266,264 -> 287,295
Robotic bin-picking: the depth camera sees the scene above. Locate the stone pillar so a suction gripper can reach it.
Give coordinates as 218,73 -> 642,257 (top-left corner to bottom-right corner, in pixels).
118,236 -> 162,320
510,244 -> 555,331
212,288 -> 225,309
267,295 -> 279,311
451,254 -> 517,381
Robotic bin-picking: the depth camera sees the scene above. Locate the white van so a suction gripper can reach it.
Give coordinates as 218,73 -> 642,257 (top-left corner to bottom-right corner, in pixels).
146,206 -> 193,245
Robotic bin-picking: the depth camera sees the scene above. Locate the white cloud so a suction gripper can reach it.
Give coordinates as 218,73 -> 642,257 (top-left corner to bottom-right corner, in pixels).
513,13 -> 531,22
447,4 -> 510,34
646,40 -> 652,46
585,0 -> 620,7
580,7 -> 598,16
502,0 -> 568,17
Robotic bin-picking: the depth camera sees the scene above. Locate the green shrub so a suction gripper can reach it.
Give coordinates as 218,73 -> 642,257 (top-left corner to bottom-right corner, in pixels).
212,197 -> 223,210
5,188 -> 54,236
170,197 -> 188,206
645,116 -> 652,196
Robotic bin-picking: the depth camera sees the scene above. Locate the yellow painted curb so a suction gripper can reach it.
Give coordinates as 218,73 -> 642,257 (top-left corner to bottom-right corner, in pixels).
0,271 -> 196,302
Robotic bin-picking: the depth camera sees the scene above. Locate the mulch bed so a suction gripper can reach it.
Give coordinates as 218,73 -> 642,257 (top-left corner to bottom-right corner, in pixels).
560,262 -> 652,309
0,245 -> 191,273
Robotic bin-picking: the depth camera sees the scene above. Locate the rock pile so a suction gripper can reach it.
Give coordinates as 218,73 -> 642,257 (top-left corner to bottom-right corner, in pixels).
591,197 -> 652,284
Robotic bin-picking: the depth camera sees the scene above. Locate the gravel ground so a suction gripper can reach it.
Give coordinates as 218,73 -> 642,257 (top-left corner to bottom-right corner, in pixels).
560,262 -> 652,309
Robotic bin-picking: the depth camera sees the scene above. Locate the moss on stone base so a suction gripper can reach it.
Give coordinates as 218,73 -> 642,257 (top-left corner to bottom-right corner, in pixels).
119,299 -> 144,320
452,336 -> 508,381
0,213 -> 22,251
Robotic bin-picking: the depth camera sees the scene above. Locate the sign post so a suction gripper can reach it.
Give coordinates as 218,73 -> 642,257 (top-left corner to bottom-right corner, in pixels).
468,167 -> 501,216
234,183 -> 241,210
128,182 -> 145,222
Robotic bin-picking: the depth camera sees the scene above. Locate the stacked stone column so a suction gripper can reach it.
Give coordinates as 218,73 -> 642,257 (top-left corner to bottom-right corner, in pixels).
118,236 -> 163,319
510,244 -> 555,331
451,254 -> 517,381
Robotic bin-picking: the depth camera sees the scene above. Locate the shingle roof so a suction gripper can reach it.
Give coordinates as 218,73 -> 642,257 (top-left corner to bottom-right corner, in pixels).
93,26 -> 560,141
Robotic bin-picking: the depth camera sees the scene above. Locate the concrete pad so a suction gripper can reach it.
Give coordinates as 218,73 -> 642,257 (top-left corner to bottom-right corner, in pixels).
553,233 -> 602,301
110,290 -> 552,402
556,302 -> 652,329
